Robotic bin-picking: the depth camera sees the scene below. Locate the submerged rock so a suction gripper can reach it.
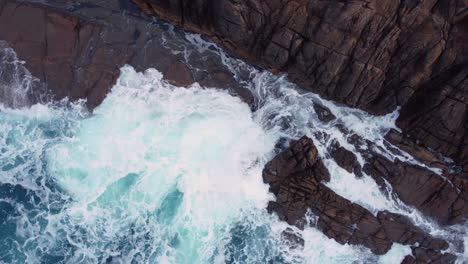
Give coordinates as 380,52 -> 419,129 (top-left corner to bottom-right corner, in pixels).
313,103 -> 336,123
281,227 -> 305,249
263,136 -> 456,262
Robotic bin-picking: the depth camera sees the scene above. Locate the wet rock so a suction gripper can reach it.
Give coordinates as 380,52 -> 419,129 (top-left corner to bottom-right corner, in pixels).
163,60 -> 194,87
343,128 -> 468,228
363,155 -> 468,225
263,136 -> 330,197
329,142 -> 363,177
313,103 -> 336,123
396,65 -> 468,180
401,247 -> 457,264
280,227 -> 304,249
131,0 -> 467,113
0,0 -> 255,110
0,1 -> 113,109
263,136 -> 453,261
198,69 -> 254,106
132,0 -> 468,175
385,129 -> 449,171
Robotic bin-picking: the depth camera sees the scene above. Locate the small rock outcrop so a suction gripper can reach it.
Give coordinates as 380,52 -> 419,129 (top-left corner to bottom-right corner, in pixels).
329,142 -> 363,177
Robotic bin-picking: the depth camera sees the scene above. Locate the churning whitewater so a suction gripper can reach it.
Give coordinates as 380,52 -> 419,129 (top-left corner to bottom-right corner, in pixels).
1,63 -> 412,263
0,28 -> 466,263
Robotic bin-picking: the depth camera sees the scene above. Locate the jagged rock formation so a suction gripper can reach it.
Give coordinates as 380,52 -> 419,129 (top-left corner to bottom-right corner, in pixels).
263,136 -> 456,263
341,128 -> 468,226
380,129 -> 468,224
364,155 -> 468,225
329,141 -> 363,177
132,0 -> 467,178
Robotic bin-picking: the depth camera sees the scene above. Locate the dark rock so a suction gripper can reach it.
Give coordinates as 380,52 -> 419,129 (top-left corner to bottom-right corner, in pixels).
329,142 -> 363,177
363,155 -> 468,225
197,69 -> 255,106
263,136 -> 454,261
0,0 -> 255,110
132,0 -> 468,175
281,227 -> 304,249
401,247 -> 457,264
0,1 -> 114,109
343,128 -> 468,226
396,65 -> 468,180
131,0 -> 467,113
385,129 -> 449,171
313,103 -> 336,123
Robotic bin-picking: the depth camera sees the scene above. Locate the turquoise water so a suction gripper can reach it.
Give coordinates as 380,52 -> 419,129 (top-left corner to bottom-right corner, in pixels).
2,66 -> 417,263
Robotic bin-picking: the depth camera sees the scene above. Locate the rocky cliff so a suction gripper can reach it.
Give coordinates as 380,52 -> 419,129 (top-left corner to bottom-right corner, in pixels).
132,0 -> 467,180
0,1 -> 466,262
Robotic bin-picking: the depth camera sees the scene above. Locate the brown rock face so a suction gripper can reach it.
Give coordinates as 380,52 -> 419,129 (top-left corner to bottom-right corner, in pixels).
0,0 -> 254,110
363,155 -> 468,226
263,136 -> 456,262
0,1 -> 116,109
329,142 -> 363,177
343,129 -> 468,226
163,60 -> 195,87
132,0 -> 468,177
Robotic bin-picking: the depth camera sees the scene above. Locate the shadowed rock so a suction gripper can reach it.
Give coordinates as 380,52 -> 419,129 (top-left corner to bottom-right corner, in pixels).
340,128 -> 468,226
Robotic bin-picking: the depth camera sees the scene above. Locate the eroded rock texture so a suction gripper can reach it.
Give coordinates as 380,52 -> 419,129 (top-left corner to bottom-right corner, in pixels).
132,0 -> 468,177
263,136 -> 456,263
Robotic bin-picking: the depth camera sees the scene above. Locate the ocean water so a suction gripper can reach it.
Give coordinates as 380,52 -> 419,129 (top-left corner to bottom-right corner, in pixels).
0,31 -> 466,263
